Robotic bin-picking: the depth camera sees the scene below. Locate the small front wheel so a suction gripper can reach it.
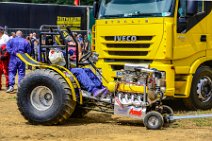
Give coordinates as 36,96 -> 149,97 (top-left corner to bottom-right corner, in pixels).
144,111 -> 164,130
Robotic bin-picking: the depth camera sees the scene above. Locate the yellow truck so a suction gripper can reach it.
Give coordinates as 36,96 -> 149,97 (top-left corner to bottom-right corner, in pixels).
93,0 -> 212,110
15,1 -> 212,128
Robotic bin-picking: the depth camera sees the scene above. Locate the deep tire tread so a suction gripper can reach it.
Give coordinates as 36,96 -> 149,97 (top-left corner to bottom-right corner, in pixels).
17,69 -> 76,125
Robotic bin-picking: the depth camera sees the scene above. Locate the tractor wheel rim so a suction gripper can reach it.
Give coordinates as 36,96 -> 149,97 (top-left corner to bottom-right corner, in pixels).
197,76 -> 212,102
148,116 -> 159,128
30,86 -> 54,111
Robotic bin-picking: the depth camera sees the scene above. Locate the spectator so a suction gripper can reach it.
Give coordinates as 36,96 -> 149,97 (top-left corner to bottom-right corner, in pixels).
30,33 -> 37,57
10,32 -> 16,39
67,35 -> 82,62
0,26 -> 10,44
29,33 -> 33,38
34,39 -> 39,60
26,36 -> 35,57
25,36 -> 31,44
32,32 -> 37,40
6,30 -> 31,93
34,39 -> 44,62
0,26 -> 10,91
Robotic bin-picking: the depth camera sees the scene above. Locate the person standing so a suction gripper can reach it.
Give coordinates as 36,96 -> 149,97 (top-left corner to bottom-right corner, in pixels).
32,32 -> 37,40
0,26 -> 10,45
0,26 -> 10,91
10,32 -> 16,39
6,31 -> 31,93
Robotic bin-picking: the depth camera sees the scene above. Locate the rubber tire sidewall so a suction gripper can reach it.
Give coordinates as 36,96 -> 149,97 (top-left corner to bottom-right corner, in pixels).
189,67 -> 212,110
18,70 -> 75,124
144,111 -> 164,130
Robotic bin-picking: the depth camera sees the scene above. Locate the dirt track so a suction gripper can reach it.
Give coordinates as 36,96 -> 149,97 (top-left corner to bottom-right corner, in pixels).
0,86 -> 212,141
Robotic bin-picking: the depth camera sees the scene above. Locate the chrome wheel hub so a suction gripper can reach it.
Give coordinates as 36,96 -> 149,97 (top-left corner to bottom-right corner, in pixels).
30,86 -> 54,111
148,116 -> 159,127
197,77 -> 212,102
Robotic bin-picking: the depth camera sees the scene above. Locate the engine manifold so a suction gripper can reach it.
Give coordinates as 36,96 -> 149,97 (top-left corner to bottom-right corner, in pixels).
118,93 -> 144,106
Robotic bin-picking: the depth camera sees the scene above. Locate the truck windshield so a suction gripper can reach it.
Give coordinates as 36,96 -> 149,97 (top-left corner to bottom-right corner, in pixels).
98,0 -> 175,19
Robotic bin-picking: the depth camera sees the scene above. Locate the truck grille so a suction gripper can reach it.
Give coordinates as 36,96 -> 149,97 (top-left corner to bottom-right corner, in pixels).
107,44 -> 150,48
108,51 -> 148,56
105,36 -> 153,41
101,35 -> 154,59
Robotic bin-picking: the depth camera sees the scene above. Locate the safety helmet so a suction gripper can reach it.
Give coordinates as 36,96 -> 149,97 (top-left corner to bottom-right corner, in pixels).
49,49 -> 66,66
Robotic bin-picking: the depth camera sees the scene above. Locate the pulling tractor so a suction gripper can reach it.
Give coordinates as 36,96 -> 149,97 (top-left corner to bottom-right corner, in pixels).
17,25 -> 211,130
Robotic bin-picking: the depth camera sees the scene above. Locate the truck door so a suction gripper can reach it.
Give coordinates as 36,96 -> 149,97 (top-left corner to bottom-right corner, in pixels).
206,3 -> 212,57
173,0 -> 208,74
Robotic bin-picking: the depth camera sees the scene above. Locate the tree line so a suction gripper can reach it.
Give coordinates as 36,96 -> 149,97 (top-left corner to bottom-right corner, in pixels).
0,0 -> 94,5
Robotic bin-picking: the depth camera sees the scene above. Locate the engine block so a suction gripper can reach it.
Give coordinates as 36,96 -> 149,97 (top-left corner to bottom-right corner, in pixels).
115,64 -> 166,106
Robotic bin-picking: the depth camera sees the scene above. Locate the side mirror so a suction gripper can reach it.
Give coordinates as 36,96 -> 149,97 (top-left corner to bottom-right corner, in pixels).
93,0 -> 99,19
187,1 -> 198,16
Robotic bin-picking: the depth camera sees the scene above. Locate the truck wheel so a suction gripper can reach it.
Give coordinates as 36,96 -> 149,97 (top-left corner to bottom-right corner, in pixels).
184,66 -> 212,110
143,111 -> 164,130
17,69 -> 76,125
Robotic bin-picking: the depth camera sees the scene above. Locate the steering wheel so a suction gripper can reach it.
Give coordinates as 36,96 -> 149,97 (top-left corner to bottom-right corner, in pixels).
78,51 -> 92,65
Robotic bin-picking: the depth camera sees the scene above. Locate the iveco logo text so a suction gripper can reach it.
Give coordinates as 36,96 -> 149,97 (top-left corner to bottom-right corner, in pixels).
114,36 -> 137,42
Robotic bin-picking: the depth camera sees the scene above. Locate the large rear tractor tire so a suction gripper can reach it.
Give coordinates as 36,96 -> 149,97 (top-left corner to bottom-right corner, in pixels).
184,66 -> 212,110
17,69 -> 76,125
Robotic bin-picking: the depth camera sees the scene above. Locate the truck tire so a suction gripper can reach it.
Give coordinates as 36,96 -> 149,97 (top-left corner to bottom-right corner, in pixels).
17,69 -> 76,125
184,66 -> 212,110
143,111 -> 164,130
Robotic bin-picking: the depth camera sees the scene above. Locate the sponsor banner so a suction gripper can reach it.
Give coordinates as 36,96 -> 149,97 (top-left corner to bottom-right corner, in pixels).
57,16 -> 81,30
0,2 -> 87,30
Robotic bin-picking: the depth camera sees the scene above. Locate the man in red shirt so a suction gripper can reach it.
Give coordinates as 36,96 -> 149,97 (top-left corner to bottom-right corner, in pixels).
0,26 -> 10,90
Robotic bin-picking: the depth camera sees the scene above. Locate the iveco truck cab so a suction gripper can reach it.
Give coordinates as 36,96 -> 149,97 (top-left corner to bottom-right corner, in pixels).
92,0 -> 212,110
